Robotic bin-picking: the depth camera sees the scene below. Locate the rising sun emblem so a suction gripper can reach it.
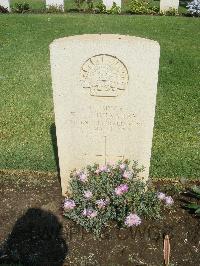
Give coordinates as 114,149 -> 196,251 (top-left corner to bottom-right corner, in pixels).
80,54 -> 129,97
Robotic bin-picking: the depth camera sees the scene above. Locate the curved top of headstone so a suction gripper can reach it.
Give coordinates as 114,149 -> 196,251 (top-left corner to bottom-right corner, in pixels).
50,34 -> 160,48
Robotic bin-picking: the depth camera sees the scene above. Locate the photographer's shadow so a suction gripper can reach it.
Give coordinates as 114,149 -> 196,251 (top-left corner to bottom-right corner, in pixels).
1,208 -> 67,265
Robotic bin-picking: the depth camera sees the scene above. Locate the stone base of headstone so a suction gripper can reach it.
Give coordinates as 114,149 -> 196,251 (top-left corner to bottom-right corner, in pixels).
103,0 -> 121,10
0,0 -> 10,12
46,0 -> 64,11
160,0 -> 179,13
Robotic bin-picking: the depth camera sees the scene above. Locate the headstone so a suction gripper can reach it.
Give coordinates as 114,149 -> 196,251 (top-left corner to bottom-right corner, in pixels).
0,0 -> 10,12
103,0 -> 121,10
160,0 -> 179,13
46,0 -> 64,11
50,34 -> 160,196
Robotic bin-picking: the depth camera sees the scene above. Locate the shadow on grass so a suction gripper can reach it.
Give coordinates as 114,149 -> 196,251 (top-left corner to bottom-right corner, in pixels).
0,208 -> 68,265
50,123 -> 61,181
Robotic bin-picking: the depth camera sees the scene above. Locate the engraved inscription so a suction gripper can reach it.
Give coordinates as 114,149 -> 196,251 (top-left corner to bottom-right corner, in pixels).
80,54 -> 129,97
66,105 -> 139,133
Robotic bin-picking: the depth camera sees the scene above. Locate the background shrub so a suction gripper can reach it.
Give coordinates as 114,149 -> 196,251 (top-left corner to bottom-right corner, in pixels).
107,2 -> 121,14
12,2 -> 30,13
128,0 -> 157,14
46,5 -> 64,13
187,0 -> 200,16
95,0 -> 106,13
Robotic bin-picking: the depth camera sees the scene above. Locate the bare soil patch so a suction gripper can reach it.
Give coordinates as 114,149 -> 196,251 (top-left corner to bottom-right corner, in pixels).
0,175 -> 199,265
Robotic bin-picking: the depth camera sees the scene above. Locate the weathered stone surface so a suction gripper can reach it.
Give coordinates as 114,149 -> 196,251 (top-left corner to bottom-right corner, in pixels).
50,34 -> 160,196
103,0 -> 121,10
46,0 -> 64,11
160,0 -> 179,12
0,0 -> 10,11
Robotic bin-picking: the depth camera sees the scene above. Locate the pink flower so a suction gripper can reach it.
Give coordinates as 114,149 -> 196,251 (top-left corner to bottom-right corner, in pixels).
119,163 -> 126,170
95,168 -> 100,174
123,170 -> 132,179
75,170 -> 81,176
89,210 -> 98,218
99,165 -> 108,172
125,213 -> 141,227
96,199 -> 108,209
115,184 -> 129,195
63,199 -> 76,210
165,196 -> 174,206
79,173 -> 88,182
157,192 -> 166,200
82,208 -> 87,216
84,190 -> 93,199
82,208 -> 97,218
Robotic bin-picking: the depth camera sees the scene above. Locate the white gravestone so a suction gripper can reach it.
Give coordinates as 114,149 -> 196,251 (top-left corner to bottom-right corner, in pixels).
50,34 -> 160,196
160,0 -> 179,12
0,0 -> 10,12
103,0 -> 121,10
46,0 -> 64,11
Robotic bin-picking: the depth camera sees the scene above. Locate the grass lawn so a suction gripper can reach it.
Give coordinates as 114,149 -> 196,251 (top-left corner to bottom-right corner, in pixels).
0,14 -> 199,179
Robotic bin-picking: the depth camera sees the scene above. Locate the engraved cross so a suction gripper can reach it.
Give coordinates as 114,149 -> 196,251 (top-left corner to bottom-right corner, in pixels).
96,136 -> 124,165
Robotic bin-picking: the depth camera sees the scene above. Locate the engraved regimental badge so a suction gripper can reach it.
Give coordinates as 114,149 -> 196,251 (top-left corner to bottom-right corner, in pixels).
80,54 -> 129,97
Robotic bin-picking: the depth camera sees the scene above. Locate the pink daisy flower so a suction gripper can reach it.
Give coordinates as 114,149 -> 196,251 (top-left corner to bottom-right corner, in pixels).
165,196 -> 174,206
125,213 -> 141,227
157,192 -> 166,200
115,184 -> 129,196
84,190 -> 93,199
63,199 -> 76,210
123,170 -> 132,179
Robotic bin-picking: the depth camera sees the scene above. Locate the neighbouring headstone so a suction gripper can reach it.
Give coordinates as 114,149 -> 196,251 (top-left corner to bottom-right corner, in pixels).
50,34 -> 160,196
160,0 -> 179,13
46,0 -> 64,11
0,0 -> 10,12
103,0 -> 121,10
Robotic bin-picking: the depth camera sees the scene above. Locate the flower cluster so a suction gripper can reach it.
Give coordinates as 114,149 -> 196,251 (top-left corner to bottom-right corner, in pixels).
125,213 -> 142,227
75,170 -> 88,182
115,184 -> 129,195
63,199 -> 76,210
187,0 -> 200,16
82,208 -> 97,218
96,199 -> 109,209
63,161 -> 173,235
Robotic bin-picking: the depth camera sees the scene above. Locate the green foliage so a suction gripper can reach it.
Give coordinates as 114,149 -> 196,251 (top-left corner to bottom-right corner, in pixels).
107,2 -> 121,14
74,0 -> 85,9
128,0 -> 157,15
160,8 -> 179,16
184,186 -> 200,216
46,5 -> 64,13
94,1 -> 121,14
86,0 -> 94,11
12,2 -> 30,13
94,1 -> 106,13
63,161 -> 169,236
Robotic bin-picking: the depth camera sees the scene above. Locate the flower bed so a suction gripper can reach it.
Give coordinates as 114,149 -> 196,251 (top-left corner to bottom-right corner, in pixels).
63,161 -> 174,235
